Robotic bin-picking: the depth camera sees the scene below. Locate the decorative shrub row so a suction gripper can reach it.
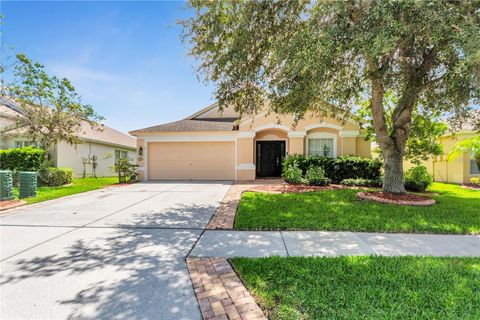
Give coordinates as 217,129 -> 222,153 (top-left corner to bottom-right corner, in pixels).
38,167 -> 73,186
282,161 -> 330,185
282,155 -> 382,182
0,147 -> 46,172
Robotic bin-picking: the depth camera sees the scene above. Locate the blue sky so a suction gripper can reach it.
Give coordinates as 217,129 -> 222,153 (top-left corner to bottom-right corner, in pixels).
1,1 -> 215,133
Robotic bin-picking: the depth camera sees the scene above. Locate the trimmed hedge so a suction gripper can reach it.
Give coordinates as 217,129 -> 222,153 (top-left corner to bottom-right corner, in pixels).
282,155 -> 382,183
340,178 -> 383,187
0,147 -> 46,172
38,167 -> 73,186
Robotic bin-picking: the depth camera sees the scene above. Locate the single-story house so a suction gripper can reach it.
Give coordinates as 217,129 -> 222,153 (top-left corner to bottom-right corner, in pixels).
129,103 -> 371,181
404,124 -> 479,184
0,98 -> 136,178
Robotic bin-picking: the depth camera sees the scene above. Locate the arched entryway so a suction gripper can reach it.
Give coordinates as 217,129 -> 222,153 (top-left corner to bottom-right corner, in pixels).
254,128 -> 288,177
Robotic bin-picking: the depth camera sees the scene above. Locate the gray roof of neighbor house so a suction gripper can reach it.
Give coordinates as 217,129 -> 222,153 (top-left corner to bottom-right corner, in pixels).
0,98 -> 136,149
131,118 -> 238,133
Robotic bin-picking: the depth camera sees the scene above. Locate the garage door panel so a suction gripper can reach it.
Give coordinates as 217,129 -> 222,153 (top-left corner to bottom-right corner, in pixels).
148,142 -> 235,180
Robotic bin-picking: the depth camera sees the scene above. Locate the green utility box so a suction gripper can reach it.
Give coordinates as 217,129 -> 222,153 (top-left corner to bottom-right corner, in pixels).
0,170 -> 14,201
19,171 -> 38,199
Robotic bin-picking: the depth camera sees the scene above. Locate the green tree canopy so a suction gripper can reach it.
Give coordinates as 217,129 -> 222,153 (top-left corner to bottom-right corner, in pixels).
182,0 -> 480,193
3,54 -> 103,153
359,90 -> 448,165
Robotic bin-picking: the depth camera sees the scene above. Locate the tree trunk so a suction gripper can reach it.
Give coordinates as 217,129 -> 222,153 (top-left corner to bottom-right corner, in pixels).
382,146 -> 406,194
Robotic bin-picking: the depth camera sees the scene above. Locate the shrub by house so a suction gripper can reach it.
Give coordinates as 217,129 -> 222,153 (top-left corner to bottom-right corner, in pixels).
282,155 -> 382,183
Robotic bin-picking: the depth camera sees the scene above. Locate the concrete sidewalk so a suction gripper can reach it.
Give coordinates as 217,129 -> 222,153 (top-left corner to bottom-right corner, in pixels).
190,230 -> 480,258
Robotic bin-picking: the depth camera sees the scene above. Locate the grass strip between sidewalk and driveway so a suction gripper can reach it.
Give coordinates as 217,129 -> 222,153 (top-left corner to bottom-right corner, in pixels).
13,177 -> 119,204
230,256 -> 480,320
235,183 -> 480,234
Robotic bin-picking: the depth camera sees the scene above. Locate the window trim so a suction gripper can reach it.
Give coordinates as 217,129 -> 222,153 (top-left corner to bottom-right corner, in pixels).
306,132 -> 337,158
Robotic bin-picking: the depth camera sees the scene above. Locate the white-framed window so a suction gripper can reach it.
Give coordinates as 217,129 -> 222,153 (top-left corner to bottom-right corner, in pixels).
115,150 -> 128,163
306,132 -> 337,158
13,140 -> 37,148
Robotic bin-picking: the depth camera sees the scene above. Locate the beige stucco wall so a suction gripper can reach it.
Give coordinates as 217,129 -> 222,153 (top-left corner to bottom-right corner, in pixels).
341,137 -> 356,155
196,104 -> 239,119
403,131 -> 479,184
237,138 -> 254,165
239,111 -> 359,132
356,137 -> 372,157
56,141 -> 136,178
289,138 -> 304,155
255,130 -> 288,141
236,169 -> 255,181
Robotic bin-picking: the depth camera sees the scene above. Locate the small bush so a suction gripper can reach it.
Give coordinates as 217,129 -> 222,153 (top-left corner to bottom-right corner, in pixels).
281,161 -> 304,184
341,178 -> 383,187
404,165 -> 433,192
282,155 -> 382,182
305,166 -> 330,186
470,177 -> 480,186
38,167 -> 73,186
113,158 -> 138,183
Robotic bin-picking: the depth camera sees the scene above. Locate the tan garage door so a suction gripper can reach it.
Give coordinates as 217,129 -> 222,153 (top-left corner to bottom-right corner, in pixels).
148,142 -> 235,180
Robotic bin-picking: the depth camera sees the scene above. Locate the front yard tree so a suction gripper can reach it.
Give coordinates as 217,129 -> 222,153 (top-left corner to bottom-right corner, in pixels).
182,0 -> 480,194
4,54 -> 103,154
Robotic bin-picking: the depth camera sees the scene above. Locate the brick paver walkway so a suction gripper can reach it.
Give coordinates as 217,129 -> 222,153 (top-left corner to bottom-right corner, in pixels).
187,258 -> 267,320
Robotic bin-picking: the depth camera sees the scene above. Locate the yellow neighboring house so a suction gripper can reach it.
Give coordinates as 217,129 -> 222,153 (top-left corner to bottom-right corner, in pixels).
404,128 -> 479,184
130,103 -> 372,181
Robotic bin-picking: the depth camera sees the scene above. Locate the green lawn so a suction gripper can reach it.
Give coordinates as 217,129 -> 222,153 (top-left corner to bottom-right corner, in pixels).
231,256 -> 480,320
235,183 -> 480,234
13,177 -> 119,204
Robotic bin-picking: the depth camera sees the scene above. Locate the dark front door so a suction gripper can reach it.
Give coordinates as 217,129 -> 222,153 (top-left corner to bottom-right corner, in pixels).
256,141 -> 286,177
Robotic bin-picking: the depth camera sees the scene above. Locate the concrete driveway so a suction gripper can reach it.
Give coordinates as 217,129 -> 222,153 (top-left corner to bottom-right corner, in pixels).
0,181 -> 231,320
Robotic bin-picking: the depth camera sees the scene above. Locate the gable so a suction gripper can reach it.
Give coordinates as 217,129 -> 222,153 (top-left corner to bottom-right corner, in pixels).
187,103 -> 240,120
238,110 -> 360,132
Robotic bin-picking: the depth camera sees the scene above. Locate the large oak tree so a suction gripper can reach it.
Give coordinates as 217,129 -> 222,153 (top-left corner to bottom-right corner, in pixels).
182,0 -> 480,194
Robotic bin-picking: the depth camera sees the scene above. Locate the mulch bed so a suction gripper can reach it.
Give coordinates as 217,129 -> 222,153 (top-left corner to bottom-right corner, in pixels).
357,191 -> 435,206
0,199 -> 26,211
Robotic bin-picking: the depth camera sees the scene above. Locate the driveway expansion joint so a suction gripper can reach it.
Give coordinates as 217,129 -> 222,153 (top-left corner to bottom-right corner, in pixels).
280,231 -> 290,257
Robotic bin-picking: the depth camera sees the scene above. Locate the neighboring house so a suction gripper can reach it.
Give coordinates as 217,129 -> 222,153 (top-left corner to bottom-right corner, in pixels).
404,122 -> 479,184
0,99 -> 136,178
129,103 -> 371,181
